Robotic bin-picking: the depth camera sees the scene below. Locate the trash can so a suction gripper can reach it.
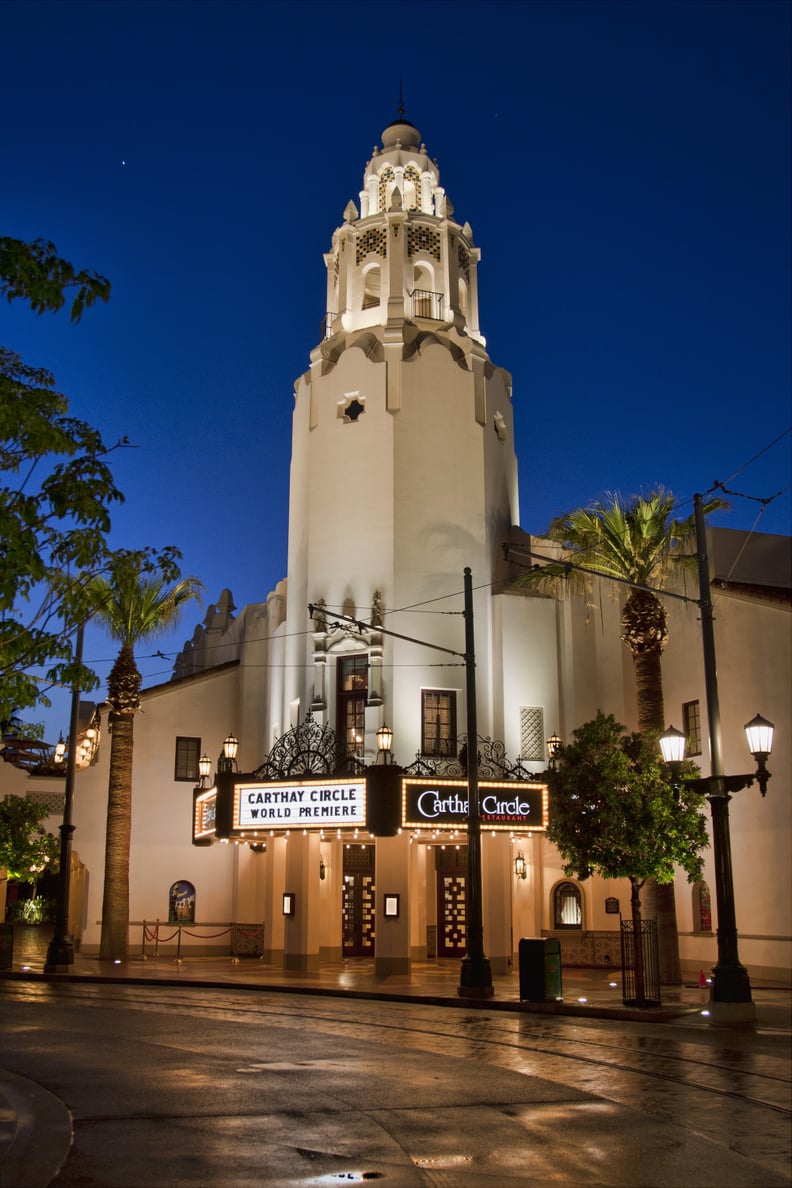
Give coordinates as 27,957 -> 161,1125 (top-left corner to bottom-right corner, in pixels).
0,924 -> 13,972
519,937 -> 562,1002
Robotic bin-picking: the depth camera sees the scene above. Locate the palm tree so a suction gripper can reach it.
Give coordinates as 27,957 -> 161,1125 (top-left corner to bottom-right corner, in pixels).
518,489 -> 723,983
87,564 -> 201,960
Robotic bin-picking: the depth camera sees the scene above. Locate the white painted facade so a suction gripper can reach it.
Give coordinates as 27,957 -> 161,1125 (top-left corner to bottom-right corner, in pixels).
5,117 -> 789,984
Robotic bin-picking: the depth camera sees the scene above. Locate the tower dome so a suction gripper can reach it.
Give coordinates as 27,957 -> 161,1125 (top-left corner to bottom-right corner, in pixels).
381,117 -> 422,150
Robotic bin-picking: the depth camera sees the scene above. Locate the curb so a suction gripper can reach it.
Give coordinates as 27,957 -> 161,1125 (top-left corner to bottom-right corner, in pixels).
0,968 -> 703,1022
0,1069 -> 72,1188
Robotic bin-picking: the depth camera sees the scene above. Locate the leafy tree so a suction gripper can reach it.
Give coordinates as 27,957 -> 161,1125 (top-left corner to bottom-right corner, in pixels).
0,236 -> 115,720
85,558 -> 202,960
520,491 -> 722,732
547,713 -> 707,1004
0,793 -> 59,901
0,237 -> 110,323
518,489 -> 723,983
0,347 -> 125,719
1,714 -> 44,740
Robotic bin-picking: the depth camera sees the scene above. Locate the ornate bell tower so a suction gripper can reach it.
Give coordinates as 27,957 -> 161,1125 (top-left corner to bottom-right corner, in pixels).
282,113 -> 520,757
324,112 -> 483,343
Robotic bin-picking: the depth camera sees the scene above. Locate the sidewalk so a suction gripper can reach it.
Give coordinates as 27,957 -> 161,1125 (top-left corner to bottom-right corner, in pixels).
4,928 -> 791,1028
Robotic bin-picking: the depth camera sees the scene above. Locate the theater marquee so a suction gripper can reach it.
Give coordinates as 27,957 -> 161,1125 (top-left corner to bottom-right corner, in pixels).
193,787 -> 217,843
402,777 -> 548,832
234,779 -> 367,831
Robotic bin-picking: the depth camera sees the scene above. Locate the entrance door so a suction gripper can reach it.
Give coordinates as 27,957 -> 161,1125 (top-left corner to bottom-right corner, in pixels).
436,846 -> 467,957
342,845 -> 375,956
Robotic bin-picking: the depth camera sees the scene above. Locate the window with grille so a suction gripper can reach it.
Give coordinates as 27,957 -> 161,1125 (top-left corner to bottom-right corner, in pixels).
421,690 -> 457,756
683,700 -> 702,756
174,736 -> 201,782
337,655 -> 368,756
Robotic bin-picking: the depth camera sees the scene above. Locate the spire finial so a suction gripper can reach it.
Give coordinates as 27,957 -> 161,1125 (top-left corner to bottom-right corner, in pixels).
397,80 -> 404,119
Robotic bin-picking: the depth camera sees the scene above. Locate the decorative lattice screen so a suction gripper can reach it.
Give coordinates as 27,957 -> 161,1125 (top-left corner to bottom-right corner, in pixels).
519,706 -> 545,762
27,791 -> 65,816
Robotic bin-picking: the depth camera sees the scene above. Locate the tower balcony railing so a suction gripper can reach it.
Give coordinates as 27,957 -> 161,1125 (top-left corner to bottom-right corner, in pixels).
408,289 -> 444,321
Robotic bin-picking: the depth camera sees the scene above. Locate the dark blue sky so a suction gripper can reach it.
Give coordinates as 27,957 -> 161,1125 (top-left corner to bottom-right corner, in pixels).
3,0 -> 790,739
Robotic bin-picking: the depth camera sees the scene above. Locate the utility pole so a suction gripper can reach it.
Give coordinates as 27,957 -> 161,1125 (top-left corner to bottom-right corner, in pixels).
45,622 -> 84,972
694,493 -> 754,1018
457,568 -> 493,998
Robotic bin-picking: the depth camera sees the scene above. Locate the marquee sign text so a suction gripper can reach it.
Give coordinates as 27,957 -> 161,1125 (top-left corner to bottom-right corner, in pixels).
234,779 -> 367,831
402,778 -> 547,832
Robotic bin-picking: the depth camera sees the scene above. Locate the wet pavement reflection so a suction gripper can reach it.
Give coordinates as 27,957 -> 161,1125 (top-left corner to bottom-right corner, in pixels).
2,977 -> 788,1186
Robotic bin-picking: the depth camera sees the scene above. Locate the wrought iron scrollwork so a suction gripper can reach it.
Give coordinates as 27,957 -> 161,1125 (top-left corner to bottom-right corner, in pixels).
253,712 -> 366,780
402,734 -> 533,781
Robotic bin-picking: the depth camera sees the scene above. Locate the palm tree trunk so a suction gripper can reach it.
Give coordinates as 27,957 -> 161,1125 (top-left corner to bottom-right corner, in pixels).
99,643 -> 140,961
632,650 -> 665,734
99,710 -> 134,959
631,648 -> 683,986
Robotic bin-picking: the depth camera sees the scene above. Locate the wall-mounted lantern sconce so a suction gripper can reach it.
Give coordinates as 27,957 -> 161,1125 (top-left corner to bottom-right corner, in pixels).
514,850 -> 527,880
546,732 -> 562,768
319,857 -> 326,880
198,752 -> 212,788
217,732 -> 239,774
376,723 -> 394,764
53,736 -> 66,764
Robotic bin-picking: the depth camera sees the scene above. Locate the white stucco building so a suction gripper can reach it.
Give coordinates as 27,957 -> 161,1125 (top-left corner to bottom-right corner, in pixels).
5,114 -> 789,987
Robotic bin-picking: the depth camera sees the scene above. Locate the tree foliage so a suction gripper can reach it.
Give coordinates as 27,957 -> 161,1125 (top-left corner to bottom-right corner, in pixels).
523,489 -> 721,597
0,793 -> 59,888
0,237 -> 135,719
0,237 -> 110,323
547,712 -> 708,889
0,236 -> 114,719
517,490 -> 724,731
0,347 -> 128,718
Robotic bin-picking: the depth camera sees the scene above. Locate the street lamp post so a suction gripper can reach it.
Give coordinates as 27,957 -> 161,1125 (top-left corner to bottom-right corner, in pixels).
659,493 -> 776,1024
660,714 -> 774,1019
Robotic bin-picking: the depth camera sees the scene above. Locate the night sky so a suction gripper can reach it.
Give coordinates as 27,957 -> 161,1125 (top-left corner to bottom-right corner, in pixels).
3,0 -> 790,740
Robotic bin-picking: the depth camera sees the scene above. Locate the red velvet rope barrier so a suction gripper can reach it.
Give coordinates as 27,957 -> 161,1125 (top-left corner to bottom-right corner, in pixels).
141,922 -> 264,945
180,928 -> 233,939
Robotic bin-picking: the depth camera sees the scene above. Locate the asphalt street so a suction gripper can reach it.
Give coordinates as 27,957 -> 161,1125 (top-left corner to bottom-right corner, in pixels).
0,976 -> 789,1188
